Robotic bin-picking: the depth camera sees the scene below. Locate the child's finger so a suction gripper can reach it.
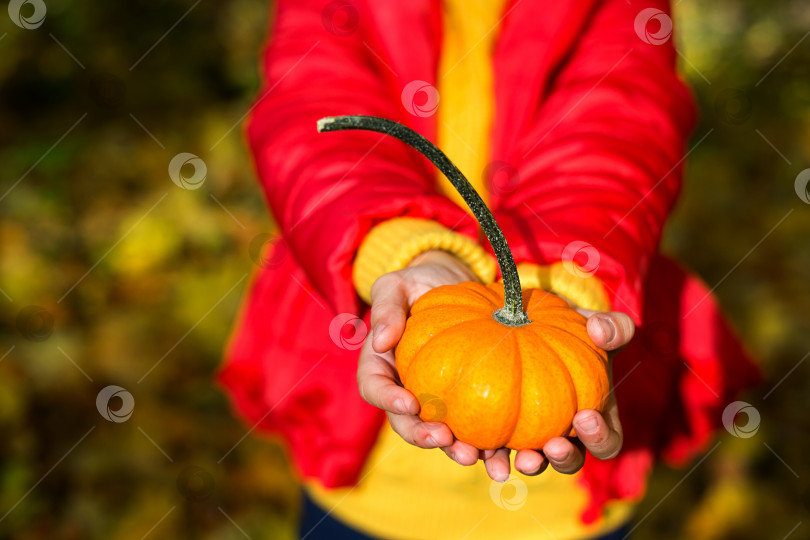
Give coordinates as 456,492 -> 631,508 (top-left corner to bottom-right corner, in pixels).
585,311 -> 635,351
387,413 -> 453,449
369,274 -> 410,353
441,440 -> 479,466
573,408 -> 623,460
542,437 -> 586,474
357,338 -> 417,415
483,448 -> 511,482
514,449 -> 548,476
358,372 -> 417,414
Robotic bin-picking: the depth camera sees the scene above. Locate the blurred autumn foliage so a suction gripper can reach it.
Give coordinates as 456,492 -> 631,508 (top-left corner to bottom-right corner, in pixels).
0,1 -> 809,539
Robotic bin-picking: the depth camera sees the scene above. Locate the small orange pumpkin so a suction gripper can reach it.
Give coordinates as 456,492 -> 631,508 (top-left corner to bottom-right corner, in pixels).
395,282 -> 608,450
318,115 -> 609,450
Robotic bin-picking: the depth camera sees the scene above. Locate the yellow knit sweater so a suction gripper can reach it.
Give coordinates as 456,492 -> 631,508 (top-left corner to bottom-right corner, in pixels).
307,1 -> 631,538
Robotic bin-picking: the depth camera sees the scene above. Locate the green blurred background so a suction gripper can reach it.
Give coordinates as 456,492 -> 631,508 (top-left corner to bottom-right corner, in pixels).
0,1 -> 808,538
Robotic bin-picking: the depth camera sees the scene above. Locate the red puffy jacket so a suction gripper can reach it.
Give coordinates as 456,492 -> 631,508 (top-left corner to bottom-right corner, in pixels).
219,0 -> 760,521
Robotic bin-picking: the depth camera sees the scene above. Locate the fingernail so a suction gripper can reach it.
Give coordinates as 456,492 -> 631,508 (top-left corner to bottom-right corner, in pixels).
494,470 -> 509,483
427,436 -> 439,447
373,324 -> 387,346
394,398 -> 407,414
597,318 -> 615,344
576,413 -> 599,434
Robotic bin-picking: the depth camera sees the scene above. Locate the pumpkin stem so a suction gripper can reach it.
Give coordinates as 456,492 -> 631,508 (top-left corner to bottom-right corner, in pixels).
317,115 -> 530,326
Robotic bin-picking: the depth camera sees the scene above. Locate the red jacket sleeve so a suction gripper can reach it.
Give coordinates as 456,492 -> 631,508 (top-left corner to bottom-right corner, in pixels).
246,0 -> 476,314
492,0 -> 696,321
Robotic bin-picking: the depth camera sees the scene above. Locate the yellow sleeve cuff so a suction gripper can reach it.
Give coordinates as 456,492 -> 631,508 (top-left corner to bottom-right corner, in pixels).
516,262 -> 611,312
353,217 -> 497,304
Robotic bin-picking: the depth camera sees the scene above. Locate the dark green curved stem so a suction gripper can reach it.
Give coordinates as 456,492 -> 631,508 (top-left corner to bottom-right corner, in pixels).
317,115 -> 530,326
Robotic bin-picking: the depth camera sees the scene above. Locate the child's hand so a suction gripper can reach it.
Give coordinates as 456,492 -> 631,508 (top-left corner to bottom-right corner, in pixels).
356,249 -> 476,450
506,309 -> 633,480
356,250 -> 635,481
